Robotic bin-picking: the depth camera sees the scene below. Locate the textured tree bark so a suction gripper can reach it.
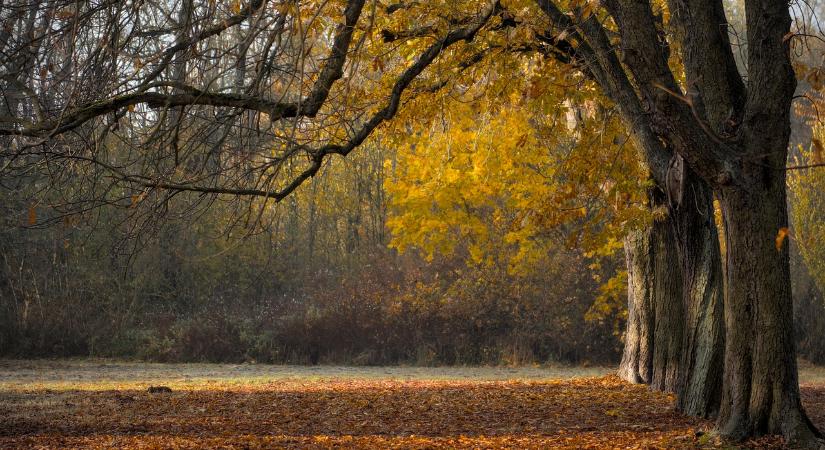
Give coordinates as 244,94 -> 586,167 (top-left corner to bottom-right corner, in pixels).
538,0 -> 819,443
618,228 -> 655,384
672,173 -> 724,418
711,2 -> 821,442
619,176 -> 724,418
648,209 -> 683,394
717,178 -> 822,446
618,189 -> 683,393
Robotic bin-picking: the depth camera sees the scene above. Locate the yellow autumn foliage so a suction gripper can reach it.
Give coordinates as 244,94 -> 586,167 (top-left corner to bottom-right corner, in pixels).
384,88 -> 649,278
789,138 -> 825,300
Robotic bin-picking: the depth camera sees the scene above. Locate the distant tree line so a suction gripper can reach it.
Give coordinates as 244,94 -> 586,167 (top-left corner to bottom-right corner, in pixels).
0,148 -> 623,365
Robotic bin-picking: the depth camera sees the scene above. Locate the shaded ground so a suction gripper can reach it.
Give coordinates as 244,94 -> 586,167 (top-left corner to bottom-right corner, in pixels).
0,360 -> 822,449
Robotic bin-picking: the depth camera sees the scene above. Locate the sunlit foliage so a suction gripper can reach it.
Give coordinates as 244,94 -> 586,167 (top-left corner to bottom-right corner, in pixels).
789,136 -> 825,303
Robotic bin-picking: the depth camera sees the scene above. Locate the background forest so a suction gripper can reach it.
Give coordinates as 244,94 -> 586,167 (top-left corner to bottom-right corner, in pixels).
1,0 -> 825,369
0,137 -> 627,365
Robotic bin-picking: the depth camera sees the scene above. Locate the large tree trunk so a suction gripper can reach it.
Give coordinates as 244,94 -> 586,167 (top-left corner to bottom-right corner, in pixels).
618,188 -> 684,394
619,175 -> 724,418
649,217 -> 684,394
540,0 -> 816,443
672,172 -> 725,418
717,177 -> 822,446
712,0 -> 822,444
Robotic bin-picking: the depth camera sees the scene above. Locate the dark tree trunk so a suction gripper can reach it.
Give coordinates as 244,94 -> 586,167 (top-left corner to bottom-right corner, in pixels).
717,175 -> 821,445
649,210 -> 684,394
672,172 -> 724,418
712,2 -> 821,441
619,175 -> 724,418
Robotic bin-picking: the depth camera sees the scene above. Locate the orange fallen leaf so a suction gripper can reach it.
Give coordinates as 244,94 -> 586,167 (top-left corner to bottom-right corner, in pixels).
776,227 -> 789,251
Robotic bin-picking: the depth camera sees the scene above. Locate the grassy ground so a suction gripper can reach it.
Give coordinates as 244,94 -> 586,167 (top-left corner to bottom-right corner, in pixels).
0,360 -> 823,449
0,360 -> 612,391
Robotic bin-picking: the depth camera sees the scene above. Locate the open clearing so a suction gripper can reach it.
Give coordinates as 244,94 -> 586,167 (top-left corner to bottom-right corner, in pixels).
0,360 -> 823,449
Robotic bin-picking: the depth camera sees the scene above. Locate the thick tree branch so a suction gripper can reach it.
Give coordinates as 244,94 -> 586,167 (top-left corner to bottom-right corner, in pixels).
381,25 -> 438,43
599,0 -> 736,186
740,0 -> 796,167
301,0 -> 366,116
534,0 -> 672,186
666,0 -> 746,131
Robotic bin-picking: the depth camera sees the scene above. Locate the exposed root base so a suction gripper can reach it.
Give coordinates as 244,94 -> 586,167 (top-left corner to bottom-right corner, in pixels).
718,412 -> 824,450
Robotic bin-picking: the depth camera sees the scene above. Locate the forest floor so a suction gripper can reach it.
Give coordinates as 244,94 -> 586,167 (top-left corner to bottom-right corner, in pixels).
0,360 -> 823,449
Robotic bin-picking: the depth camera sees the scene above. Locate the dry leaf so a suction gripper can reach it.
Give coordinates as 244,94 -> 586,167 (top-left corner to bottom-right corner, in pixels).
54,9 -> 75,20
3,372 -> 816,449
580,1 -> 597,19
775,227 -> 789,251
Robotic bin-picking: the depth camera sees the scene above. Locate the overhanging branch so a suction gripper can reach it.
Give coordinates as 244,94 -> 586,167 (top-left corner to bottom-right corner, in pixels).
53,0 -> 500,202
1,0 -> 367,139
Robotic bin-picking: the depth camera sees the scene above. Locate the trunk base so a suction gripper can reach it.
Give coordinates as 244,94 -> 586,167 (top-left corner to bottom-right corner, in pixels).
719,404 -> 822,449
718,183 -> 823,449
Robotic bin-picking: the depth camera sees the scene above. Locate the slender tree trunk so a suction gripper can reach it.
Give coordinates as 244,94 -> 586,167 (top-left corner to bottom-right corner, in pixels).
618,227 -> 655,384
717,178 -> 822,446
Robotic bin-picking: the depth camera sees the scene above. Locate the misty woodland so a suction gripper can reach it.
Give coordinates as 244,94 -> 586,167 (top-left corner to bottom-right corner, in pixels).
2,0 -> 825,448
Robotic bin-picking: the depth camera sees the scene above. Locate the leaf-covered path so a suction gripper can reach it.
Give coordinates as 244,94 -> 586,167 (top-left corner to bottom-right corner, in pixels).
0,361 -> 823,449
